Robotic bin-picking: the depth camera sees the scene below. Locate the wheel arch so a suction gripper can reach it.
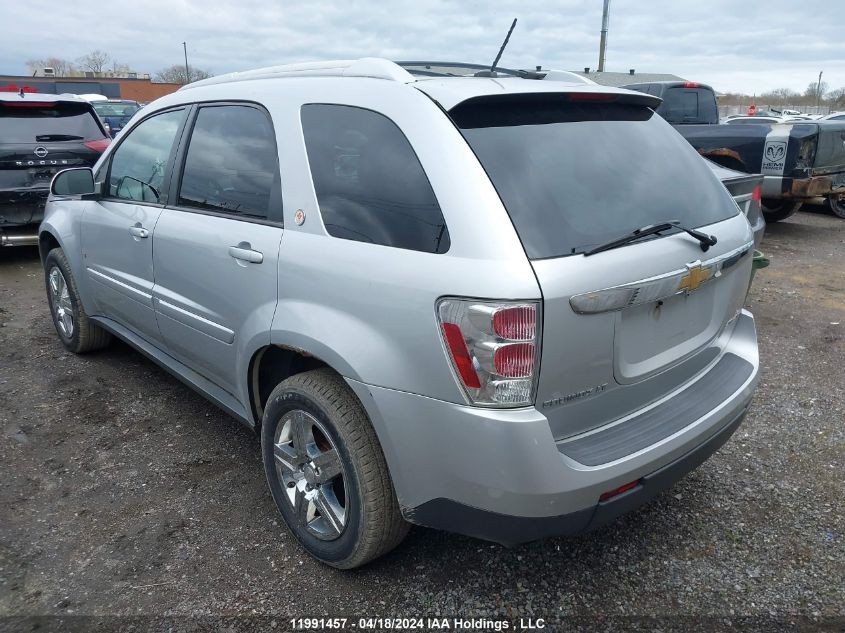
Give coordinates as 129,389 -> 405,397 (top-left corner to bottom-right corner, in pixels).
38,229 -> 62,265
248,343 -> 335,428
699,148 -> 748,173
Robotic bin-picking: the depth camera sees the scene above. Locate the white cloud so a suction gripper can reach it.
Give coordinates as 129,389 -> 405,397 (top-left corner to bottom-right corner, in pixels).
0,0 -> 842,94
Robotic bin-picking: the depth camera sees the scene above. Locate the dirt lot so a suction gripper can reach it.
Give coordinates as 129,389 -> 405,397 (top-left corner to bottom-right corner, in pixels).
1,207 -> 843,632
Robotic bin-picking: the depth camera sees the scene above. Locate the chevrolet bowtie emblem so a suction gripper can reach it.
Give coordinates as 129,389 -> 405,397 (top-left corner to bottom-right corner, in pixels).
678,264 -> 713,293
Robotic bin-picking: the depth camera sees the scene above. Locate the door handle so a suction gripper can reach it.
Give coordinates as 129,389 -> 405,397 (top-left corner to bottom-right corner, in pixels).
228,244 -> 264,264
128,224 -> 149,239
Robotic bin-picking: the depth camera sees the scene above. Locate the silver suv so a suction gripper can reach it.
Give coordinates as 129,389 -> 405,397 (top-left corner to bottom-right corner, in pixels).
40,59 -> 760,568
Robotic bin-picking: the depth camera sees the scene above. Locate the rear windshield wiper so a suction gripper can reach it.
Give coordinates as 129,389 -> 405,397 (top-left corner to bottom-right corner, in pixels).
584,221 -> 717,256
35,134 -> 84,142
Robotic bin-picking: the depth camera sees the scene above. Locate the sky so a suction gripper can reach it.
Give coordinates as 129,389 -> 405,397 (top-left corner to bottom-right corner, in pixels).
1,0 -> 843,96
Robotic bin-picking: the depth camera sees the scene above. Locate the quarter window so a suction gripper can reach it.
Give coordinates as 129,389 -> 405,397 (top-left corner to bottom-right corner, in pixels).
107,108 -> 185,203
301,104 -> 449,254
178,105 -> 278,220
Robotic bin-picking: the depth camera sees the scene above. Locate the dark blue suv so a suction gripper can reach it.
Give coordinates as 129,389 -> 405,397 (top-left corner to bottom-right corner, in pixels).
91,99 -> 140,137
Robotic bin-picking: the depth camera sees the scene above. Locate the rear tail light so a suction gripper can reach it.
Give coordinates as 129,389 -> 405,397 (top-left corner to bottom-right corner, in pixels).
84,138 -> 111,153
1,101 -> 54,108
438,299 -> 540,407
751,185 -> 762,204
568,92 -> 617,103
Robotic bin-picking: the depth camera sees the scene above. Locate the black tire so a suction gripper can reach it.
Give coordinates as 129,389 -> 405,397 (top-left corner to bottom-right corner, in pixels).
828,195 -> 845,219
261,369 -> 408,568
44,248 -> 111,354
761,199 -> 802,222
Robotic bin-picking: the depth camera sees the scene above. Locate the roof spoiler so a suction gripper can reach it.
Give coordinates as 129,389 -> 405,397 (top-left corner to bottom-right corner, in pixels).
447,88 -> 662,111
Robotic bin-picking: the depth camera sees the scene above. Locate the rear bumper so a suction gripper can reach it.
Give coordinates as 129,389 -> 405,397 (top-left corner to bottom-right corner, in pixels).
409,405 -> 747,545
762,172 -> 845,200
346,310 -> 758,545
0,188 -> 49,227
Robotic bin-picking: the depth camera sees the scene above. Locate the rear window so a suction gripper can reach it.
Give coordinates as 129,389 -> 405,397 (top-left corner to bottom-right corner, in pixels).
0,101 -> 103,143
93,102 -> 140,117
451,95 -> 737,259
658,87 -> 718,124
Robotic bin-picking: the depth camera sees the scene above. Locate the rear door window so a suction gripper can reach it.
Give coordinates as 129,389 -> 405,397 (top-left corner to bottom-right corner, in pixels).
300,104 -> 450,254
451,95 -> 737,259
177,104 -> 278,220
659,87 -> 718,124
107,108 -> 185,204
0,101 -> 103,143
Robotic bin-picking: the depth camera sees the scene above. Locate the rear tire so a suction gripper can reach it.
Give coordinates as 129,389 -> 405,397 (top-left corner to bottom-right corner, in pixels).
761,199 -> 802,222
828,195 -> 845,219
261,369 -> 408,569
44,248 -> 111,354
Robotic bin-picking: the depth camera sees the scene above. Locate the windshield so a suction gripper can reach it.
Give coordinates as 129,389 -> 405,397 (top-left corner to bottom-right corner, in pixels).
451,95 -> 738,259
0,101 -> 103,143
93,102 -> 139,117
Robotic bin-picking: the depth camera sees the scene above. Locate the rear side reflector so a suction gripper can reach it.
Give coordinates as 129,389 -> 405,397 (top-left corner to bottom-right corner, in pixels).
599,479 -> 642,502
84,138 -> 111,152
441,323 -> 481,389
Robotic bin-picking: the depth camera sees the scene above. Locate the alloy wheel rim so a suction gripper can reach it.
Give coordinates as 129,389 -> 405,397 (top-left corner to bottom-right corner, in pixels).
49,267 -> 74,338
273,410 -> 348,540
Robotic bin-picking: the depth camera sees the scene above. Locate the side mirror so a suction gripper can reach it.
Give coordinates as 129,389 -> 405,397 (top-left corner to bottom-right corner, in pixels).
51,168 -> 96,197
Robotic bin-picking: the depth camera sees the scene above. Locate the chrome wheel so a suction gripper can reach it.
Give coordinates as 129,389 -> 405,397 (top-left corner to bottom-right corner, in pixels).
273,410 -> 348,540
49,267 -> 74,338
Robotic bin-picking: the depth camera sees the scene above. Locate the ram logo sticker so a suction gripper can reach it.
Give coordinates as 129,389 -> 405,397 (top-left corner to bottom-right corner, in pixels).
762,141 -> 787,173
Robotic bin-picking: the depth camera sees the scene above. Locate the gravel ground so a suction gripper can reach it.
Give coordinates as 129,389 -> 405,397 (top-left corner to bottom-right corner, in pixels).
1,206 -> 843,632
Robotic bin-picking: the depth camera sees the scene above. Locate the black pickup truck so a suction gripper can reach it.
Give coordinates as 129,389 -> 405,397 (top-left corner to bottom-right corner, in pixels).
622,81 -> 845,221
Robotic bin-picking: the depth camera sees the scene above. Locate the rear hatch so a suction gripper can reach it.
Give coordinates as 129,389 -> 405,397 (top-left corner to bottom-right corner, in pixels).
0,99 -> 106,224
450,93 -> 754,439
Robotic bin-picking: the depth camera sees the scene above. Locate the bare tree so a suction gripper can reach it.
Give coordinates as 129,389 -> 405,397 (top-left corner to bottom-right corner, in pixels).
760,87 -> 801,105
77,50 -> 111,73
25,57 -> 75,76
826,87 -> 845,108
154,64 -> 212,84
805,80 -> 829,103
111,61 -> 132,75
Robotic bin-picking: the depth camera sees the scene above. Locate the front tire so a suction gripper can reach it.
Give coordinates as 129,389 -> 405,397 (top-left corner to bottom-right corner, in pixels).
761,199 -> 802,222
44,248 -> 111,354
261,369 -> 408,568
828,195 -> 845,219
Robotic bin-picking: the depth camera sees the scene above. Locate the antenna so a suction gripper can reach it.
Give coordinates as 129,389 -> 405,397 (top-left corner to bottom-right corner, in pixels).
482,18 -> 518,77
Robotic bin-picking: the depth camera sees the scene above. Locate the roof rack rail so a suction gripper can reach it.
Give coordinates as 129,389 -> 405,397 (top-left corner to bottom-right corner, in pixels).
396,61 -> 543,79
180,58 -> 415,90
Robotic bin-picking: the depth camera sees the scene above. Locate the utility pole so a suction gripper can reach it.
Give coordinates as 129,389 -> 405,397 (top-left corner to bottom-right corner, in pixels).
816,70 -> 823,109
598,0 -> 610,72
183,42 -> 190,84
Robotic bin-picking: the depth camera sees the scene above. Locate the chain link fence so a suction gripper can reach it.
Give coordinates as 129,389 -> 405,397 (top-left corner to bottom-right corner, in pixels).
718,104 -> 833,117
